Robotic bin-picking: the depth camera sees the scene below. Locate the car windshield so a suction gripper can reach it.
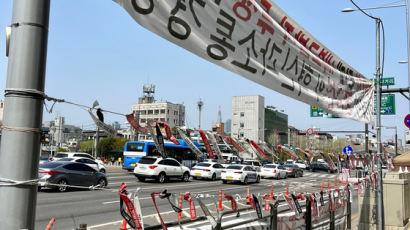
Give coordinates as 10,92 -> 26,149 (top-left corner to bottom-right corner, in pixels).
227,165 -> 243,170
57,158 -> 73,161
40,162 -> 64,169
138,158 -> 157,164
264,165 -> 277,168
54,153 -> 68,158
197,163 -> 211,167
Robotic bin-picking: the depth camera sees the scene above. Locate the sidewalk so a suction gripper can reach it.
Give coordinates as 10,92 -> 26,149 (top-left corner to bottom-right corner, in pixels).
106,165 -> 127,173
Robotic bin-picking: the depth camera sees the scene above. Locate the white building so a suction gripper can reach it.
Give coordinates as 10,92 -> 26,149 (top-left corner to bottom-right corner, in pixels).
131,84 -> 185,140
231,95 -> 265,143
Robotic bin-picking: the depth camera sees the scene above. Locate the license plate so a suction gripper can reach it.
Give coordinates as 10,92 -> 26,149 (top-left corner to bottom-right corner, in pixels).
226,177 -> 233,180
140,166 -> 146,169
195,173 -> 201,176
131,163 -> 135,166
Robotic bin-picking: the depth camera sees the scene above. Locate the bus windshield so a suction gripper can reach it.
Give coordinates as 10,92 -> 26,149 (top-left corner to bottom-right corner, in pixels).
126,143 -> 145,152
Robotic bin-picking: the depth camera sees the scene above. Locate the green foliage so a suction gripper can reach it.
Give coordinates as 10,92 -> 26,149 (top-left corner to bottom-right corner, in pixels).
79,137 -> 130,157
80,140 -> 93,154
57,147 -> 68,152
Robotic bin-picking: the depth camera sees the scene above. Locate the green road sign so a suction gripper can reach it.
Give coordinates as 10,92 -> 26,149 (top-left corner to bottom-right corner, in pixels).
310,106 -> 324,117
374,94 -> 395,115
373,77 -> 395,86
310,106 -> 339,118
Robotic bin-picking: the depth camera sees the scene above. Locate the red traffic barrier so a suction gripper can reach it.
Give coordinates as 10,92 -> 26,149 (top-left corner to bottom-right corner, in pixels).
218,189 -> 223,211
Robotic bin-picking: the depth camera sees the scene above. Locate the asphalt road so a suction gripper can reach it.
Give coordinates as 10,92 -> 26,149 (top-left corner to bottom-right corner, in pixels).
35,169 -> 356,229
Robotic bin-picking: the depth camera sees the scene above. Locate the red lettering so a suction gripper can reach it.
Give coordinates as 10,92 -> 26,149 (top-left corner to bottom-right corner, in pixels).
298,33 -> 310,47
318,48 -> 329,61
309,42 -> 320,52
233,0 -> 252,21
257,19 -> 274,35
260,0 -> 273,22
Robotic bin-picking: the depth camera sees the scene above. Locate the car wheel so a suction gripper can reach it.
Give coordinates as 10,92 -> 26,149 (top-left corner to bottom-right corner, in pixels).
222,180 -> 227,184
97,178 -> 107,188
57,179 -> 68,192
182,172 -> 190,182
100,169 -> 106,174
157,172 -> 166,183
137,177 -> 146,182
211,173 -> 216,181
243,177 -> 248,185
256,176 -> 260,183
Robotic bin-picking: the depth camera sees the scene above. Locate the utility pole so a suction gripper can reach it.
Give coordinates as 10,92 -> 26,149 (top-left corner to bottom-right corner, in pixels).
376,18 -> 385,230
365,123 -> 369,153
0,0 -> 50,229
94,127 -> 100,158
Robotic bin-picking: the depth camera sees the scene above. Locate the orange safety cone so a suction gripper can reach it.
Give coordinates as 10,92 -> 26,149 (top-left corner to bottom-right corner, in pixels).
177,193 -> 183,220
270,184 -> 274,201
334,177 -> 338,189
120,219 -> 127,230
246,187 -> 251,204
320,180 -> 324,191
218,189 -> 223,211
286,183 -> 289,196
327,179 -> 330,191
45,217 -> 55,230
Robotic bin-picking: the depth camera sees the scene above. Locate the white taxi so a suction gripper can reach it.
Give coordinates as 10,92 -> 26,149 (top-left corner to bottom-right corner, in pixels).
191,162 -> 225,180
221,165 -> 260,185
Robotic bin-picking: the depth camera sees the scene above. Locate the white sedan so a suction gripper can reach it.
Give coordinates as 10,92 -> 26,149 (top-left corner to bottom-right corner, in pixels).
260,164 -> 287,179
221,165 -> 260,185
191,162 -> 225,180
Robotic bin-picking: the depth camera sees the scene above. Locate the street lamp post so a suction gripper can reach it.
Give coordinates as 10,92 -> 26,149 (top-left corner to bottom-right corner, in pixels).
343,2 -> 410,112
342,4 -> 384,229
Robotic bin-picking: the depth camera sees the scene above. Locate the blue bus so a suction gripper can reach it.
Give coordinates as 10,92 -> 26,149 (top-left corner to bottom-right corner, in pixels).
122,139 -> 203,171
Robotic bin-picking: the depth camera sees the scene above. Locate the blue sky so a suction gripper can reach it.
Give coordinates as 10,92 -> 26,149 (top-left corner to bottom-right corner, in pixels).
0,0 -> 408,143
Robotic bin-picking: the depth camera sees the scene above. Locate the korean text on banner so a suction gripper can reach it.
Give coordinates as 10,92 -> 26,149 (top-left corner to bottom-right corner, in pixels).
114,0 -> 374,124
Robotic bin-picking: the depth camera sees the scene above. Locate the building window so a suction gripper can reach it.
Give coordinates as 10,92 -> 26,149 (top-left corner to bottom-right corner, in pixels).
167,118 -> 169,122
140,110 -> 146,115
239,132 -> 244,137
154,110 -> 159,114
240,122 -> 244,128
240,112 -> 245,117
160,109 -> 165,114
140,119 -> 146,123
160,118 -> 165,121
147,110 -> 153,115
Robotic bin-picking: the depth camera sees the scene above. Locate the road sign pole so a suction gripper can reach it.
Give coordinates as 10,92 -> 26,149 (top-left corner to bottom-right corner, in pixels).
0,0 -> 50,229
376,19 -> 385,230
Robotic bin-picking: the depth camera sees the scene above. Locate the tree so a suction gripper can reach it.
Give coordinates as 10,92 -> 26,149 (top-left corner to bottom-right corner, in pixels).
80,140 -> 93,154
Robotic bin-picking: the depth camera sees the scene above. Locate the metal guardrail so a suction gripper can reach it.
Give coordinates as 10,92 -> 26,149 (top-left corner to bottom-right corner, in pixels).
144,190 -> 352,230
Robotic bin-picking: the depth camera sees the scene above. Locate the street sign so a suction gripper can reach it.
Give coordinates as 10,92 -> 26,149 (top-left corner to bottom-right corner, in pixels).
310,106 -> 339,118
405,114 -> 410,129
374,94 -> 395,115
343,146 -> 353,155
310,106 -> 324,117
307,128 -> 314,135
372,77 -> 395,86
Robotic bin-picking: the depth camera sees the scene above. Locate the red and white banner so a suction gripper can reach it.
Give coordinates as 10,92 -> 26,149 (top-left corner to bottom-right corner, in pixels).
126,113 -> 148,134
114,0 -> 374,124
250,140 -> 268,159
